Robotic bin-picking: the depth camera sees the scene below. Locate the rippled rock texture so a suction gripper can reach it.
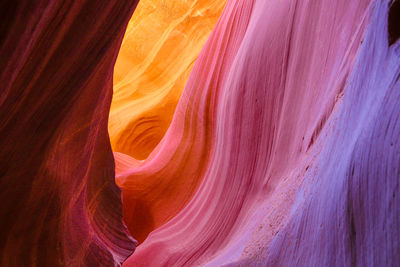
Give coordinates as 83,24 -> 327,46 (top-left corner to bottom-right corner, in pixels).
119,0 -> 400,266
109,0 -> 227,160
111,0 -> 227,244
0,1 -> 138,266
1,0 -> 399,266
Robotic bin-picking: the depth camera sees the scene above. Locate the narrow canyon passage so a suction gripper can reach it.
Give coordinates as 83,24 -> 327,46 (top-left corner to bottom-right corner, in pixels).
109,0 -> 227,243
115,0 -> 400,266
0,0 -> 399,266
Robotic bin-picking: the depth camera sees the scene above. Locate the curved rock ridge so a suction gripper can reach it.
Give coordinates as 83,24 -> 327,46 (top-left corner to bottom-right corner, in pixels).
0,1 -> 138,266
115,0 -> 254,244
109,0 -> 227,160
122,0 -> 400,266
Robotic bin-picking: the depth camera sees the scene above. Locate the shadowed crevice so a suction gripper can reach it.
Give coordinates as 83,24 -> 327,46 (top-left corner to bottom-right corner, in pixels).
388,0 -> 400,46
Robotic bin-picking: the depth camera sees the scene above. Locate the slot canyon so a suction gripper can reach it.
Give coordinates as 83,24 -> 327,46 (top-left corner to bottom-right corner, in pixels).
0,0 -> 399,266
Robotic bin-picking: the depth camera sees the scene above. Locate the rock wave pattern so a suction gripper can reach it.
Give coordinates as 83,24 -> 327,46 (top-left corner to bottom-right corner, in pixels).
0,0 -> 138,266
119,0 -> 400,266
0,0 -> 399,266
109,0 -> 227,161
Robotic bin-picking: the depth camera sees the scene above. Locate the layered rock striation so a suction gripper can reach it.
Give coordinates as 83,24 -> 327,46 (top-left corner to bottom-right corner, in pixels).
0,1 -> 138,265
122,0 -> 400,266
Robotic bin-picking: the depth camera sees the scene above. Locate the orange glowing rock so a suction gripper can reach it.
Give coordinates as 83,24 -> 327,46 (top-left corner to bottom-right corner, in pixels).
109,0 -> 227,160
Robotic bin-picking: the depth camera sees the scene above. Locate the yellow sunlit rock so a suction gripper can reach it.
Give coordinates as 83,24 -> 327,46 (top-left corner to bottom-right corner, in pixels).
109,0 -> 226,160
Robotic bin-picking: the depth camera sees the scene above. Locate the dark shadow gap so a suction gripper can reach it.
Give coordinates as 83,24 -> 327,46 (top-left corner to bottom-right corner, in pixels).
388,0 -> 400,46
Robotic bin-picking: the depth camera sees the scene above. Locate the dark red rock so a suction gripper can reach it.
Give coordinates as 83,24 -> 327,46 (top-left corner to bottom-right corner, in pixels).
0,1 -> 138,265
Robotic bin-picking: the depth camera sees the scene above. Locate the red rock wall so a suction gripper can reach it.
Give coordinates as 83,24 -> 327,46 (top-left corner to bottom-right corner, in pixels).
0,1 -> 138,266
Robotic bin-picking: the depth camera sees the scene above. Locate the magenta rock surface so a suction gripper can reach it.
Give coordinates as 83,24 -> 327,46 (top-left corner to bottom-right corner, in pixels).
125,0 -> 399,266
0,0 -> 398,266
